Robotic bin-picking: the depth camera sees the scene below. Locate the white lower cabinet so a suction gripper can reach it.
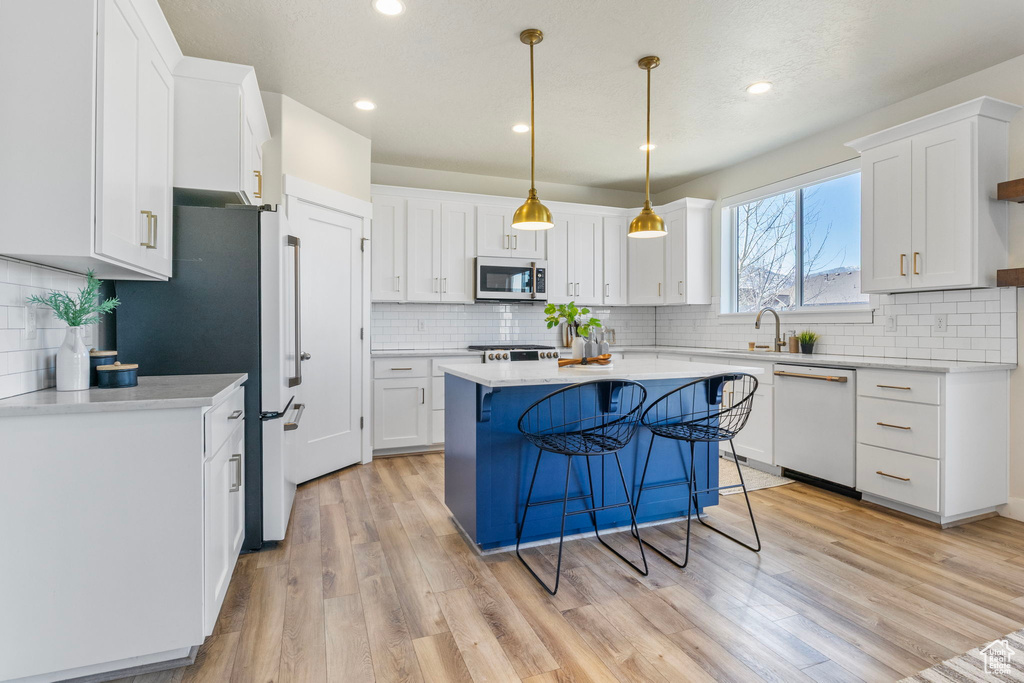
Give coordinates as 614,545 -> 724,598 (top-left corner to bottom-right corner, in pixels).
204,421 -> 245,633
373,377 -> 430,449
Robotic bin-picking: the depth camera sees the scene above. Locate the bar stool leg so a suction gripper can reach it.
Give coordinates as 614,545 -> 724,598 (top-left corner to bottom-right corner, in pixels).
692,440 -> 762,553
629,433 -> 658,540
584,454 -> 648,576
515,450 -> 574,595
629,437 -> 696,569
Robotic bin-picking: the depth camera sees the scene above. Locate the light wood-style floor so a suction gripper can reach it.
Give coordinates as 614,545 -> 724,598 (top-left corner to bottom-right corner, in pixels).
117,453 -> 1024,682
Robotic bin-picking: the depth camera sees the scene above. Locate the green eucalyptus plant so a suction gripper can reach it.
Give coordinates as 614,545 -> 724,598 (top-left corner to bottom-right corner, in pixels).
543,301 -> 602,338
26,270 -> 120,327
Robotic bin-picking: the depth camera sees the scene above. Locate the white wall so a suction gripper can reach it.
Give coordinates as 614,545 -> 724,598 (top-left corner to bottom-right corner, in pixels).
653,53 -> 1024,516
0,257 -> 95,399
372,162 -> 644,209
260,92 -> 372,204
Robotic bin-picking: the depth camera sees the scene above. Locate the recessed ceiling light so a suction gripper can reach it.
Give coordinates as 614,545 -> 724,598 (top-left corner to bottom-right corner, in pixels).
746,81 -> 772,94
372,0 -> 405,15
639,143 -> 656,151
512,123 -> 530,133
354,99 -> 376,111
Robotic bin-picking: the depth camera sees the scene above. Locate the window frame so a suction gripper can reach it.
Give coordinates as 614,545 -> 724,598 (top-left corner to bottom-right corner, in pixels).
719,159 -> 874,324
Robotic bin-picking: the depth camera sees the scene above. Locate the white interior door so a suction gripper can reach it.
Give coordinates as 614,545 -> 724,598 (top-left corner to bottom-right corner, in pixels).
288,197 -> 365,483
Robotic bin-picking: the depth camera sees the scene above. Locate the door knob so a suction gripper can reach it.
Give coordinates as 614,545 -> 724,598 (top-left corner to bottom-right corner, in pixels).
300,352 -> 312,361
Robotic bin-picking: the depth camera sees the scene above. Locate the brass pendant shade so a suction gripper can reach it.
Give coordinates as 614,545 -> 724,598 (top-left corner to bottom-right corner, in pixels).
512,28 -> 553,231
629,56 -> 666,238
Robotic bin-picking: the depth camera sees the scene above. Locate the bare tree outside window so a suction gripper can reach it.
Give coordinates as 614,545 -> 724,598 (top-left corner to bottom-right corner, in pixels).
734,172 -> 867,313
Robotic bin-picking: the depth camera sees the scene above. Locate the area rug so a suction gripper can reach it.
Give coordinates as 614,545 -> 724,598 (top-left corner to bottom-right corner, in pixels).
718,456 -> 793,495
900,629 -> 1024,681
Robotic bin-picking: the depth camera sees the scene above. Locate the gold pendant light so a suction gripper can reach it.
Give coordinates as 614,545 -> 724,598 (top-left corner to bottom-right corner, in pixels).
628,56 -> 666,238
512,29 -> 553,231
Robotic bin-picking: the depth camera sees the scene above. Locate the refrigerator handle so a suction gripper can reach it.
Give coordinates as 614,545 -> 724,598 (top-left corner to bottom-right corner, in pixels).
288,235 -> 302,387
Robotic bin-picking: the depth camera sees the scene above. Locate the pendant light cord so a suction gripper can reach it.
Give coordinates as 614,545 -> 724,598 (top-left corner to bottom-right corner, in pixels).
645,65 -> 651,206
530,40 -> 536,193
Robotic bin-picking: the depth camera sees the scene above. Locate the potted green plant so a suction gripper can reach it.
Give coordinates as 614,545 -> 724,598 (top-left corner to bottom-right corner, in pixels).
27,270 -> 120,391
544,302 -> 601,359
797,330 -> 819,355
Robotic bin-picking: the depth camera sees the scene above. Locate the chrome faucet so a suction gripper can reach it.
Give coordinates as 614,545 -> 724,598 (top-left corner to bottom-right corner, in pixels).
754,307 -> 785,352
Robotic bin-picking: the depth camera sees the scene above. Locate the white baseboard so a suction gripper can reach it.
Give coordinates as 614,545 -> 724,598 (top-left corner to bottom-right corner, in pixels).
998,496 -> 1024,522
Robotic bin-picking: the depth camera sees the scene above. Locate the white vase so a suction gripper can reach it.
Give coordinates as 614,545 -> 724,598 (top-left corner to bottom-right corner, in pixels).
56,326 -> 89,391
572,335 -> 586,360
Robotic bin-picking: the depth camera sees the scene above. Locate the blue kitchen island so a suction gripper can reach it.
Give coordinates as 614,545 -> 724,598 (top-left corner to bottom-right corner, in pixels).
441,357 -> 762,550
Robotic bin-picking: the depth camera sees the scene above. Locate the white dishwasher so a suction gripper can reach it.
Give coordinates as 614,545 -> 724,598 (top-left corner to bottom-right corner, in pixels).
774,364 -> 857,488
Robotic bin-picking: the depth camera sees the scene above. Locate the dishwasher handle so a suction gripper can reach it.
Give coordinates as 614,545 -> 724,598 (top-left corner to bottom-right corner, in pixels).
774,370 -> 849,383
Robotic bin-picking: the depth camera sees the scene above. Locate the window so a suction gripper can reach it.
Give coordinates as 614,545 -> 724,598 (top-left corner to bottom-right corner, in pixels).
729,169 -> 867,313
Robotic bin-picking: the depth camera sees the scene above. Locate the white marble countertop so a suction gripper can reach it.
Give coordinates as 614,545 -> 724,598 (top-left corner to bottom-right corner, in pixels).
439,358 -> 764,388
0,374 -> 247,417
618,345 -> 1016,373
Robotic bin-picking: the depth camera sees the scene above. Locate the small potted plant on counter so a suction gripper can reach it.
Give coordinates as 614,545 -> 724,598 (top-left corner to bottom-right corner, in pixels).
544,302 -> 602,359
27,270 -> 120,391
797,330 -> 819,354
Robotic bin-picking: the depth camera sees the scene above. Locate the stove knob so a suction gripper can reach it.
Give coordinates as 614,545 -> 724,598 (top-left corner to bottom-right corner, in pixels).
488,353 -> 495,360
503,352 -> 510,360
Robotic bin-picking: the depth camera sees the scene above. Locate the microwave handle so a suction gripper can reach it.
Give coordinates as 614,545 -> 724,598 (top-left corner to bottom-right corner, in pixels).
531,262 -> 537,299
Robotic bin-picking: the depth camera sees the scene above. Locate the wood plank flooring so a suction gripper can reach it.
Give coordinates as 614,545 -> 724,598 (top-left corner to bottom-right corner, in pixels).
116,452 -> 1024,682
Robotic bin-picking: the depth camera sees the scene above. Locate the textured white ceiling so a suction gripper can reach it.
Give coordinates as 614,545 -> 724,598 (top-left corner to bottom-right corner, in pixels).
159,0 -> 1024,193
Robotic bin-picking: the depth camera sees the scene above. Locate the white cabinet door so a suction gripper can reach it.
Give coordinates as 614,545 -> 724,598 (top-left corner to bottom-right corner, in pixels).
547,215 -> 572,304
406,199 -> 442,302
724,385 -> 773,466
663,209 -> 687,304
243,112 -> 264,205
370,196 -> 407,301
573,215 -> 603,305
861,139 -> 913,293
373,378 -> 430,449
440,202 -> 476,303
96,0 -> 147,269
203,436 -> 232,633
628,234 -> 666,305
136,38 -> 174,277
911,120 -> 974,290
227,428 -> 245,562
477,205 -> 513,257
511,224 -> 545,259
602,216 -> 628,305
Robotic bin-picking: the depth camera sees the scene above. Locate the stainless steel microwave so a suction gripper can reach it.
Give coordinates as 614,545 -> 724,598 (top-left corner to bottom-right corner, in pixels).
475,257 -> 548,302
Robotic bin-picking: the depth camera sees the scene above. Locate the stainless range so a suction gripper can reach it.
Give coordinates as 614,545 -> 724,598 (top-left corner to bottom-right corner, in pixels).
467,344 -> 560,364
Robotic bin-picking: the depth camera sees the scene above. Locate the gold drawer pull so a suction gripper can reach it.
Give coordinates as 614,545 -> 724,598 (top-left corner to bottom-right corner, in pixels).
254,170 -> 263,198
876,421 -> 911,430
774,370 -> 848,383
876,470 -> 910,482
876,384 -> 911,391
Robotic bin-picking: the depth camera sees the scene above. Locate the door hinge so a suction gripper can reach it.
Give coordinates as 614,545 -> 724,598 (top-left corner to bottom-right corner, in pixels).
361,238 -> 369,252
360,416 -> 364,430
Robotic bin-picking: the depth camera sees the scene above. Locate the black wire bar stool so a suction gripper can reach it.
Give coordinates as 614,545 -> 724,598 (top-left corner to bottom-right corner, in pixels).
631,373 -> 761,568
516,379 -> 649,595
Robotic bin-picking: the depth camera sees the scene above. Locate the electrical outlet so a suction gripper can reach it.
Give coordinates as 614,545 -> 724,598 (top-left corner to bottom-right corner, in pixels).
417,319 -> 427,332
884,315 -> 897,332
25,305 -> 37,340
933,314 -> 949,335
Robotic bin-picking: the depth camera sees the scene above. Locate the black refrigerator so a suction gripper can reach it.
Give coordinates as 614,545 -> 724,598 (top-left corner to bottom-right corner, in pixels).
115,204 -> 280,551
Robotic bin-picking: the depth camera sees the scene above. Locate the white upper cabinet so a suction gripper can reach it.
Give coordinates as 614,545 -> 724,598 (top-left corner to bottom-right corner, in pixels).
628,198 -> 714,305
546,213 -> 604,305
173,57 -> 271,206
406,199 -> 443,302
847,97 -> 1021,293
602,216 -> 629,305
439,202 -> 476,303
477,204 -> 546,258
370,196 -> 407,301
0,0 -> 181,280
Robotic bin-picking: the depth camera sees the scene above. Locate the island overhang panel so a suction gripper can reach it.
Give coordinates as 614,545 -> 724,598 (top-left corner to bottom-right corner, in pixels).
442,359 -> 761,550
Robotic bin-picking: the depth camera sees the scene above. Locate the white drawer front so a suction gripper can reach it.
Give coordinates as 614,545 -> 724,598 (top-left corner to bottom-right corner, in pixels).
858,369 -> 941,405
857,396 -> 940,459
206,385 -> 245,458
857,444 -> 939,512
374,358 -> 430,379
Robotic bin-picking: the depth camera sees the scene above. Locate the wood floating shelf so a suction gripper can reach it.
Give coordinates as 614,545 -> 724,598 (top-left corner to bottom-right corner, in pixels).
997,178 -> 1024,203
996,268 -> 1024,287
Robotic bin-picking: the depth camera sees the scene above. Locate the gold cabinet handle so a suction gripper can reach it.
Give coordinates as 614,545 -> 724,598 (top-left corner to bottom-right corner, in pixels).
876,421 -> 911,430
139,210 -> 156,248
876,470 -> 910,482
913,252 -> 920,275
876,384 -> 911,391
658,282 -> 662,296
513,234 -> 518,250
899,253 -> 906,277
253,170 -> 263,199
151,213 -> 158,249
774,370 -> 848,383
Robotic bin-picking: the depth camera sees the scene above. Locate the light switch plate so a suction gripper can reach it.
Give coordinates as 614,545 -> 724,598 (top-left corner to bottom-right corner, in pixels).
417,319 -> 427,332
